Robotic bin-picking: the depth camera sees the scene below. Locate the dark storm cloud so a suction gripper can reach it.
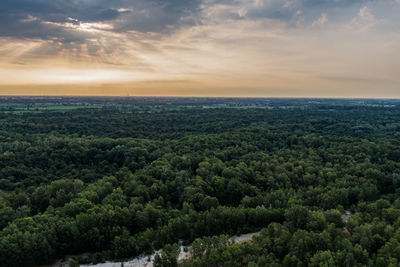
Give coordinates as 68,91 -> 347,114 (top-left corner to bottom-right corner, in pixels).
0,0 -> 377,42
0,0 -> 126,42
0,0 -> 202,38
0,0 -> 123,23
113,0 -> 201,32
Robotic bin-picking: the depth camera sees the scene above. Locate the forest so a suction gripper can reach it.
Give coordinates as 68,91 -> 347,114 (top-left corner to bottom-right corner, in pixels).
1,97 -> 400,266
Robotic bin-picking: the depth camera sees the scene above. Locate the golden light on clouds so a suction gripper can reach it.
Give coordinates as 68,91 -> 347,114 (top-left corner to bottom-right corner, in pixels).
42,20 -> 114,33
0,0 -> 399,97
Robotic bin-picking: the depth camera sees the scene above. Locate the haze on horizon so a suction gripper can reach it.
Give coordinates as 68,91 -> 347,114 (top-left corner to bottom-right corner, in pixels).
0,0 -> 399,97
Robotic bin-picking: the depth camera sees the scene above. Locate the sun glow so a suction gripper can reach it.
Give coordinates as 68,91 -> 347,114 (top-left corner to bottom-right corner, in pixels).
43,20 -> 113,33
0,0 -> 399,96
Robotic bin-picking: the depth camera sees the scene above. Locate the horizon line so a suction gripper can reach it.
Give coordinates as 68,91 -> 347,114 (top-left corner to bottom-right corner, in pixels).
1,95 -> 400,100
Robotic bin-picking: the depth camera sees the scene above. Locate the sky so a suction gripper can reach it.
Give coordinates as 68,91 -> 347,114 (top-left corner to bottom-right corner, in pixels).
0,0 -> 399,97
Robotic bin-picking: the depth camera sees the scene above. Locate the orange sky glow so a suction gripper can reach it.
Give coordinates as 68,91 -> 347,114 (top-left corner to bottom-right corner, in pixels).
0,0 -> 399,97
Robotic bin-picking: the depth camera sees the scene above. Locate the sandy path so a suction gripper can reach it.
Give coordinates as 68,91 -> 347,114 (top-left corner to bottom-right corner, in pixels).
79,232 -> 260,267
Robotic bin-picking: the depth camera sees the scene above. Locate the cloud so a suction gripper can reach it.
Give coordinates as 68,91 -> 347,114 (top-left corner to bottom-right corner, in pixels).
0,0 -> 379,42
0,0 -> 202,40
0,0 -> 392,47
0,0 -> 128,43
0,0 -> 390,69
0,0 -> 399,99
359,6 -> 375,21
344,5 -> 388,31
302,0 -> 370,8
312,13 -> 328,27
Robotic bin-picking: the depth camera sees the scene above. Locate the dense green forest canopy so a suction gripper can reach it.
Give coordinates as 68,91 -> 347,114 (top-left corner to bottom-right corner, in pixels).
1,97 -> 400,266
